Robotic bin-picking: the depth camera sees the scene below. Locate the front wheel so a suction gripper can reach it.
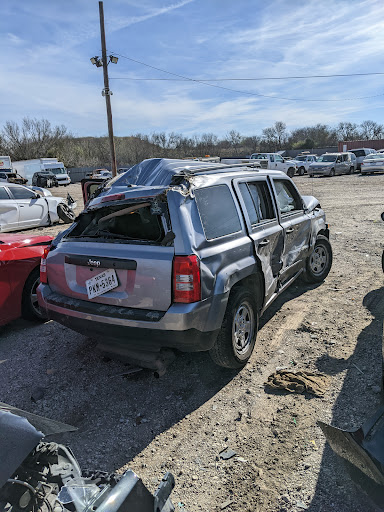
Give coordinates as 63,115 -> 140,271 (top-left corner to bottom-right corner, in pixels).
298,166 -> 305,176
348,166 -> 354,174
22,268 -> 46,321
329,168 -> 335,177
57,203 -> 75,223
287,167 -> 295,178
302,235 -> 333,283
209,287 -> 259,368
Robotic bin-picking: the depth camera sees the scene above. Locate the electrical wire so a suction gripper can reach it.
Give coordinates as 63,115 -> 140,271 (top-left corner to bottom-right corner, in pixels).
110,72 -> 384,81
108,50 -> 384,102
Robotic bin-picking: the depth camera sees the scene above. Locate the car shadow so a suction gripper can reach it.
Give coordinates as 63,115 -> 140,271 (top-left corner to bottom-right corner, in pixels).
307,286 -> 384,511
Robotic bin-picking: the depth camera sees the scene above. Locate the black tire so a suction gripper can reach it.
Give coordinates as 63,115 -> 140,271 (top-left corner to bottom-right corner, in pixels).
302,235 -> 333,283
382,250 -> 384,274
57,203 -> 75,223
348,166 -> 354,174
22,267 -> 46,321
329,168 -> 335,177
298,166 -> 305,176
287,167 -> 295,178
209,287 -> 259,368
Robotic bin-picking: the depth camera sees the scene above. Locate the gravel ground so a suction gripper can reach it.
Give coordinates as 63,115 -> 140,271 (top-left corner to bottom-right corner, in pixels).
0,174 -> 383,511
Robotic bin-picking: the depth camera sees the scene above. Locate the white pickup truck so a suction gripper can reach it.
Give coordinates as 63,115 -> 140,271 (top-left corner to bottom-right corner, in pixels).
250,153 -> 297,178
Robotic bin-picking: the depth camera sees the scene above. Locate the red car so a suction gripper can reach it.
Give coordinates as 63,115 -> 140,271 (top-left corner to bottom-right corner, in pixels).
0,234 -> 52,326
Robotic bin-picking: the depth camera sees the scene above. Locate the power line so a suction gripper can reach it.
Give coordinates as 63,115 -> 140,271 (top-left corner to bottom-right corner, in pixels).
110,72 -> 384,81
108,50 -> 384,102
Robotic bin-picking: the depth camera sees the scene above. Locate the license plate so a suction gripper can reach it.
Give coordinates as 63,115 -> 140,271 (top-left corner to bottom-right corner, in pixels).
86,269 -> 119,299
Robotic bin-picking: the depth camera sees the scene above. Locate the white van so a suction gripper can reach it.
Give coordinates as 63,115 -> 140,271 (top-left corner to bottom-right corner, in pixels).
349,148 -> 376,170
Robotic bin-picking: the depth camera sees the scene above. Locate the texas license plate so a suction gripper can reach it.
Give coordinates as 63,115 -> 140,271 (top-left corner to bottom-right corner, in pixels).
86,269 -> 119,299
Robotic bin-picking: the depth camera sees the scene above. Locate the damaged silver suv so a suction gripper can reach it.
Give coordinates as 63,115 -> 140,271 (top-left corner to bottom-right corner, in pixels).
38,159 -> 332,368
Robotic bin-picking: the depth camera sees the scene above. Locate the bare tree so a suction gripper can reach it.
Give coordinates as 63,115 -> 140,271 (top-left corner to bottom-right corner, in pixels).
2,118 -> 69,161
360,120 -> 384,140
336,122 -> 359,142
225,130 -> 242,155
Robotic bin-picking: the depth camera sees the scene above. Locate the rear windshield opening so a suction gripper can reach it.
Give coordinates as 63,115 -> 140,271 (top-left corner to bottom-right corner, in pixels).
67,203 -> 167,243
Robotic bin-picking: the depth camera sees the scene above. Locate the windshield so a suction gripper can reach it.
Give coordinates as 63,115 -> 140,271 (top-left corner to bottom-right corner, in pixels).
364,153 -> 381,160
317,155 -> 337,163
49,167 -> 66,174
251,154 -> 268,159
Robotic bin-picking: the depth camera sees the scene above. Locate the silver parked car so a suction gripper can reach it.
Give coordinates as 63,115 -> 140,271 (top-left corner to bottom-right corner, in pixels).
360,153 -> 384,174
38,159 -> 332,368
308,152 -> 356,177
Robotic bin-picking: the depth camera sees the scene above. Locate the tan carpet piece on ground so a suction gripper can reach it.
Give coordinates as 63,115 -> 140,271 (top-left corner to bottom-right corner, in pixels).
265,370 -> 331,397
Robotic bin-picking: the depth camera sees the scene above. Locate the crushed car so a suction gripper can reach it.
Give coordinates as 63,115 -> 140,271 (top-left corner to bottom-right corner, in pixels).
0,183 -> 76,232
38,158 -> 332,369
0,233 -> 53,326
32,170 -> 59,188
0,403 -> 175,512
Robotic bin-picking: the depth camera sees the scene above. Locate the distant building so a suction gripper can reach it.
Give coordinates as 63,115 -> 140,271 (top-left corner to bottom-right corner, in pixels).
338,139 -> 384,151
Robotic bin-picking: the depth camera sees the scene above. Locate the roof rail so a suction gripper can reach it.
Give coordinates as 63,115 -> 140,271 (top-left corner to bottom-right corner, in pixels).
169,162 -> 260,185
181,162 -> 260,174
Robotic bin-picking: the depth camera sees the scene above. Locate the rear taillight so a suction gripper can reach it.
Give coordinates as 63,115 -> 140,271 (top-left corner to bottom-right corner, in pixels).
40,246 -> 50,284
173,255 -> 201,303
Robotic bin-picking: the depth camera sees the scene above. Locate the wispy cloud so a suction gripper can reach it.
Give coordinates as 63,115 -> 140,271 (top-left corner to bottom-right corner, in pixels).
109,0 -> 195,31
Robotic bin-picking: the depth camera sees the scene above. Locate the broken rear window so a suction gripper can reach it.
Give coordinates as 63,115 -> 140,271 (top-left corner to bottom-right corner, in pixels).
67,202 -> 167,244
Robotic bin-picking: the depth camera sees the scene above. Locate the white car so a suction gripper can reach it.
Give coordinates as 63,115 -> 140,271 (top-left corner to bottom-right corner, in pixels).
93,170 -> 112,179
0,183 -> 75,232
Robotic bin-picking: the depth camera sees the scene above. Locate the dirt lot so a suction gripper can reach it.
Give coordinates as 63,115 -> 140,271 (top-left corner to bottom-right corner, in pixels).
1,174 -> 383,511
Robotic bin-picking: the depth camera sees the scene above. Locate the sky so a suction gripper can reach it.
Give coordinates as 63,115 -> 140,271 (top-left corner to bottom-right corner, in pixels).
1,0 -> 384,138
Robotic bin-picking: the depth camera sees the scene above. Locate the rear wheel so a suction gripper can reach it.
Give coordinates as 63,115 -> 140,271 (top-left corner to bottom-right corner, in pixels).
209,287 -> 259,368
329,168 -> 335,177
22,268 -> 46,321
348,166 -> 354,174
302,235 -> 333,283
57,203 -> 75,223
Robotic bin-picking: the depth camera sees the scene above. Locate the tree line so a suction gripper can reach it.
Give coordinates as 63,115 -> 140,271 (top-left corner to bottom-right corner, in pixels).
1,117 -> 383,168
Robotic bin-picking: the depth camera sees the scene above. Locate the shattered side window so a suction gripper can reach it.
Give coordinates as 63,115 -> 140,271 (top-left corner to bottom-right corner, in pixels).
238,181 -> 276,226
195,185 -> 241,240
273,180 -> 302,214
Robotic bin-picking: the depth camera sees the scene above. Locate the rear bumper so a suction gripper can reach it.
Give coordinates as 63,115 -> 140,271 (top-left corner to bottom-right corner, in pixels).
38,285 -> 227,352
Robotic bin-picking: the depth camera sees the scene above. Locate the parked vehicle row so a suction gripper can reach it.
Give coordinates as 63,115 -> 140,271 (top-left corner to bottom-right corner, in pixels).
37,158 -> 332,369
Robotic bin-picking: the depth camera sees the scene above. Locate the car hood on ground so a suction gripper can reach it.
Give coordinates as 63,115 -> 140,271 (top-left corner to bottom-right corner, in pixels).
0,234 -> 52,249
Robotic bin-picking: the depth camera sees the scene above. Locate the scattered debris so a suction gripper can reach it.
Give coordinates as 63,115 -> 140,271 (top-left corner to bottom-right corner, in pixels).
265,370 -> 331,397
352,363 -> 364,375
112,366 -> 144,378
220,498 -> 233,510
219,448 -> 237,460
30,387 -> 45,402
296,500 -> 308,509
310,440 -> 318,450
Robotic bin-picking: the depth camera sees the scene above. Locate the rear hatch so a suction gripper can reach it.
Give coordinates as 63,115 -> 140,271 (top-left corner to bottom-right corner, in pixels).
46,194 -> 175,312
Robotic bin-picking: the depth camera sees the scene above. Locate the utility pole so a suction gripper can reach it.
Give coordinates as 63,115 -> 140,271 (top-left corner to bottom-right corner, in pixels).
99,1 -> 117,177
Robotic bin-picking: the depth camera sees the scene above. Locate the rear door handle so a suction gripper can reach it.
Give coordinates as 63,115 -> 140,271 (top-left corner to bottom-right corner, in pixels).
259,239 -> 270,246
286,227 -> 294,233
